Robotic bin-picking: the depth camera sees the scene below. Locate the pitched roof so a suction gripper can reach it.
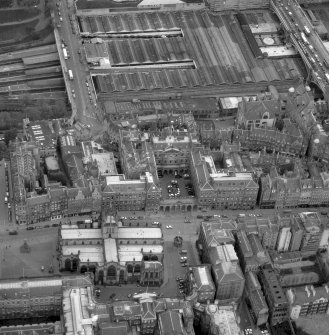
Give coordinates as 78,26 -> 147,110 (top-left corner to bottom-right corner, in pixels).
158,310 -> 186,335
141,301 -> 156,320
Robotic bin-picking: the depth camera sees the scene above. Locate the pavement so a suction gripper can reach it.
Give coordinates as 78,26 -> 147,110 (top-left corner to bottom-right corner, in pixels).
0,226 -> 58,279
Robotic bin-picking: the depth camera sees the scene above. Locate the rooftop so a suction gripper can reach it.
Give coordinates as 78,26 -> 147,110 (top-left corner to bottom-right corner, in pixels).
287,284 -> 329,306
62,245 -> 104,263
0,278 -> 62,300
61,229 -> 102,240
91,152 -> 118,175
117,227 -> 162,239
206,306 -> 241,335
104,238 -> 118,263
90,11 -> 302,96
192,266 -> 215,292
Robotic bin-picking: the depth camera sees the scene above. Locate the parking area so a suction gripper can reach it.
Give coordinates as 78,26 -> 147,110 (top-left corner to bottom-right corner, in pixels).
158,173 -> 195,200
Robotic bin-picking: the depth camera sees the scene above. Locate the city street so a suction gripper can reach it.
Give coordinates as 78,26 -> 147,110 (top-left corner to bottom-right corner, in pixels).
0,161 -> 8,228
56,0 -> 104,136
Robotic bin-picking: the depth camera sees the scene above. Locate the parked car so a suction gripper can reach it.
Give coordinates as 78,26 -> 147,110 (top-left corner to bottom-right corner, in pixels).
52,223 -> 59,227
26,226 -> 34,230
9,230 -> 18,235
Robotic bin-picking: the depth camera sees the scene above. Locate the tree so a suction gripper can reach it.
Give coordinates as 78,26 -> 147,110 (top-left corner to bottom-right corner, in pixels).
4,128 -> 17,146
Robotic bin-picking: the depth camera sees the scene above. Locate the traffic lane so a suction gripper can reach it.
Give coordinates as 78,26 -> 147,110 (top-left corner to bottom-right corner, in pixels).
60,3 -> 87,118
0,162 -> 8,225
162,241 -> 189,298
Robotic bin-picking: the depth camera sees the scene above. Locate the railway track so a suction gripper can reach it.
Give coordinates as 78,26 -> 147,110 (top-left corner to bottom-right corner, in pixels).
0,73 -> 63,86
97,78 -> 300,102
0,86 -> 65,95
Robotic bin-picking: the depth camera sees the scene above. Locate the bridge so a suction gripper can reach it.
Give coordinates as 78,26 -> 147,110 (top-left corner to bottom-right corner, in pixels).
270,0 -> 329,101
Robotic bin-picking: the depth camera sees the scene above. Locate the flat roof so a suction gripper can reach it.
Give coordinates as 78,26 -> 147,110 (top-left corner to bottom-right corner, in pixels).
91,152 -> 118,175
117,227 -> 162,239
260,46 -> 298,58
61,229 -> 102,240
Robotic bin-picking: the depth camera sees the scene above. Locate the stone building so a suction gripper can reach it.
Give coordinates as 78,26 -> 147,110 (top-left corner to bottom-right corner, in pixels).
58,222 -> 164,286
186,265 -> 216,303
190,150 -> 259,210
287,284 -> 329,319
258,266 -> 289,326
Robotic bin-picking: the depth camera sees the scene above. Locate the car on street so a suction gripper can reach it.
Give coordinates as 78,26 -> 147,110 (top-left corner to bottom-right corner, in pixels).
26,226 -> 34,230
9,230 -> 18,235
152,221 -> 159,225
181,263 -> 187,267
180,259 -> 187,263
127,294 -> 132,298
52,223 -> 59,227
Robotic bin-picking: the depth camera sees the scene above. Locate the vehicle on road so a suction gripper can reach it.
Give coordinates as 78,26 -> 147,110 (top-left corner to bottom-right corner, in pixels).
63,48 -> 68,60
26,226 -> 34,230
68,70 -> 74,80
152,221 -> 159,225
180,250 -> 187,254
9,230 -> 18,235
52,223 -> 59,227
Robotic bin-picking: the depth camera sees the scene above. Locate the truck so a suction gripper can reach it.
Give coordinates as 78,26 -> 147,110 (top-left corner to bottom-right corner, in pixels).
301,32 -> 309,44
68,70 -> 73,80
304,25 -> 311,36
63,48 -> 68,60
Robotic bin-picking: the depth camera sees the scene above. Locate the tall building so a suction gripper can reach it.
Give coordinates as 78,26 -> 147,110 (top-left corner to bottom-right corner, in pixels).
258,267 -> 289,326
209,245 -> 245,304
299,212 -> 322,255
102,172 -> 161,213
277,227 -> 292,252
198,221 -> 235,263
190,150 -> 259,210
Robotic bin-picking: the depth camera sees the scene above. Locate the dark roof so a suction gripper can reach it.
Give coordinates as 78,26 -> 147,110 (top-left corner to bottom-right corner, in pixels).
0,323 -> 57,335
99,321 -> 128,335
158,310 -> 185,335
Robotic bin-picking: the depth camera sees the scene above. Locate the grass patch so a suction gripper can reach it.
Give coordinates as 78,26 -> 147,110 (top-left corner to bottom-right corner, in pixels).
0,8 -> 39,24
0,19 -> 38,42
